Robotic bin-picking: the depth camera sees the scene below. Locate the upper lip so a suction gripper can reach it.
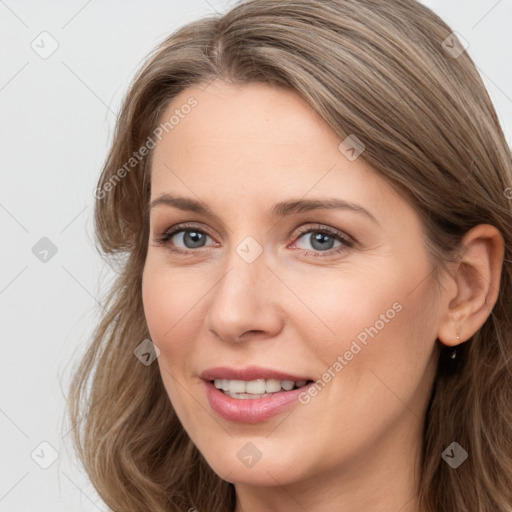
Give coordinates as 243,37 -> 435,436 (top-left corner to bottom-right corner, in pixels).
200,366 -> 313,382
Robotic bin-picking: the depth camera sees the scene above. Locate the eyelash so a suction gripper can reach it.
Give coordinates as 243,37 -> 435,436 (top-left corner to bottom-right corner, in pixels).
155,222 -> 354,258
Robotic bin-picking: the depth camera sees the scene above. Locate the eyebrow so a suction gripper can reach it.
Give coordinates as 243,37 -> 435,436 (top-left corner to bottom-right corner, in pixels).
150,193 -> 380,226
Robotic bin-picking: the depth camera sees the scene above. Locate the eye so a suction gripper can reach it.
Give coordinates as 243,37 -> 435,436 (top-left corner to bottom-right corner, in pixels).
291,225 -> 354,257
172,230 -> 211,249
155,223 -> 217,253
155,222 -> 354,258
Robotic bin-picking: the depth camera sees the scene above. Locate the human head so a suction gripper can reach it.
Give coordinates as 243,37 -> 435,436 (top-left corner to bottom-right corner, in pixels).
69,1 -> 512,511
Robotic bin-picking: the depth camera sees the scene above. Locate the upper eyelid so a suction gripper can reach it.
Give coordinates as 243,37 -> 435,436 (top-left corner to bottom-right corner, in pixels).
294,224 -> 353,241
157,223 -> 216,243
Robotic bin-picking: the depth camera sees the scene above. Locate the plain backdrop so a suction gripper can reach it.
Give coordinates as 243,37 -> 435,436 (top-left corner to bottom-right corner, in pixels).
1,1 -> 511,510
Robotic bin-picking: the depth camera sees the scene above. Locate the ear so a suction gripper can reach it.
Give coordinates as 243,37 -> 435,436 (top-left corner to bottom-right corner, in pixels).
437,224 -> 505,347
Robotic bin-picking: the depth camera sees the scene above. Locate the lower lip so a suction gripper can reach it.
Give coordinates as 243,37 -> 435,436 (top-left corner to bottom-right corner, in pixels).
203,380 -> 311,424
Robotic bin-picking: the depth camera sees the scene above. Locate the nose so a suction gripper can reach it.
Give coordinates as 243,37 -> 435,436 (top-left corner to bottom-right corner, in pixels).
204,243 -> 284,343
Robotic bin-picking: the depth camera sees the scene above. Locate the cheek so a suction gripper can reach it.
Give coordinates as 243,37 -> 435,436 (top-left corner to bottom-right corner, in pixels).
141,258 -> 205,363
292,257 -> 438,388
278,263 -> 409,361
142,259 -> 207,421
318,272 -> 438,425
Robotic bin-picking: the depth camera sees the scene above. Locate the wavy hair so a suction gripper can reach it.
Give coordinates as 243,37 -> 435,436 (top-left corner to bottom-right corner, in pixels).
68,1 -> 512,510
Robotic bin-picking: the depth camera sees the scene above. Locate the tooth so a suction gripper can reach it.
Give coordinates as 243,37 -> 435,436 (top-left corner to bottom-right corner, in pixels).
230,380 -> 246,393
281,380 -> 295,391
216,378 -> 308,395
281,380 -> 294,391
265,379 -> 282,393
246,379 -> 266,394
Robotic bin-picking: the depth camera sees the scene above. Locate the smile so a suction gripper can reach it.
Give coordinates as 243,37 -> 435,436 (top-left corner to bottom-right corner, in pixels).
203,379 -> 315,423
212,378 -> 311,399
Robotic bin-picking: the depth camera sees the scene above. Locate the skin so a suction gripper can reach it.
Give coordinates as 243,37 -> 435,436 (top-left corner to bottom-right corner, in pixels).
142,79 -> 504,512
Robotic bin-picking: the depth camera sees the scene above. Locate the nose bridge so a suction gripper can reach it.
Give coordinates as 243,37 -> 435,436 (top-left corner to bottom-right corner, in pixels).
213,236 -> 267,314
204,234 -> 282,341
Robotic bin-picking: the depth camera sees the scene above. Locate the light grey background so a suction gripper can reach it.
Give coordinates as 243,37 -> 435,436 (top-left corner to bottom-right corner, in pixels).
1,1 -> 511,510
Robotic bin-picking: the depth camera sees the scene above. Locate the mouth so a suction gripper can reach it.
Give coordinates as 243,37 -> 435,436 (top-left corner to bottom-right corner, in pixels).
200,366 -> 316,422
203,378 -> 316,423
210,378 -> 314,399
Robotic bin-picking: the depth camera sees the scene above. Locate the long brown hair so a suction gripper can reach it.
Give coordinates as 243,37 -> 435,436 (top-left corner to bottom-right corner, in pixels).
68,1 -> 512,510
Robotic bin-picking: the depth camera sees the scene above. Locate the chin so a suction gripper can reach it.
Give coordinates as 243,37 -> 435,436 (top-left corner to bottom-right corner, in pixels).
199,442 -> 308,487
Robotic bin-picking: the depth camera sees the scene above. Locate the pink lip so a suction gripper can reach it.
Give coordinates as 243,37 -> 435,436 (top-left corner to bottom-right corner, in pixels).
200,366 -> 314,424
200,365 -> 312,382
203,380 -> 313,424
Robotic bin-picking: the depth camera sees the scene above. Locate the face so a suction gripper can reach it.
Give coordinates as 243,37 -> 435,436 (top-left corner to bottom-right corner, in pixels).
142,79 -> 442,490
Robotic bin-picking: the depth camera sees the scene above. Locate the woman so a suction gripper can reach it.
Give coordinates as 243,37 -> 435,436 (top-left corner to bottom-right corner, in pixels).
69,1 -> 512,511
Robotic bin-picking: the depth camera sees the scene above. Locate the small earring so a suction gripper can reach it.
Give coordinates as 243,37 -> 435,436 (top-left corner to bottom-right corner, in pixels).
450,329 -> 461,360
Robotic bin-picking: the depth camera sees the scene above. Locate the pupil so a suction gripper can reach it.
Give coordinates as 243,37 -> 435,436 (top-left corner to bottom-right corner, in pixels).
311,232 -> 334,251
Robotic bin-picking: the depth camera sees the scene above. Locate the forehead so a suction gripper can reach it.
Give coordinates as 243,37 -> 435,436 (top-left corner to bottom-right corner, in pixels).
149,79 -> 402,222
154,80 -> 336,165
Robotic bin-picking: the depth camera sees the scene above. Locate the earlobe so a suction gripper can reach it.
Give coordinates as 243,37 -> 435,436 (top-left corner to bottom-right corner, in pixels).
436,224 -> 505,348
